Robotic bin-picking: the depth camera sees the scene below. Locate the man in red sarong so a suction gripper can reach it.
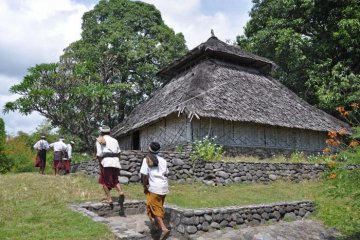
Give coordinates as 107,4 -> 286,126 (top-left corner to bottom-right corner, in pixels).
63,141 -> 74,174
33,135 -> 50,174
61,141 -> 74,175
96,125 -> 125,211
49,137 -> 67,176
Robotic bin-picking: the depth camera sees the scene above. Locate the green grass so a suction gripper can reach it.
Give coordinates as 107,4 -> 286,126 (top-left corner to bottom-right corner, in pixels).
221,152 -> 327,163
0,173 -> 359,239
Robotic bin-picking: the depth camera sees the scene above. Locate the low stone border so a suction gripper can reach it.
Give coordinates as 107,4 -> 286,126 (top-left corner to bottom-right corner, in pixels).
71,200 -> 315,239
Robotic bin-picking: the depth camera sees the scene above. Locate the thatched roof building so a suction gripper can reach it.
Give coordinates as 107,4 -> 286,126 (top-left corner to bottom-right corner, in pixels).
112,36 -> 348,157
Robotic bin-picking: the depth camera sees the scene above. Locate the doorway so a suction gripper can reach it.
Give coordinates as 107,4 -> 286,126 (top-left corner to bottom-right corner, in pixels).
132,131 -> 140,150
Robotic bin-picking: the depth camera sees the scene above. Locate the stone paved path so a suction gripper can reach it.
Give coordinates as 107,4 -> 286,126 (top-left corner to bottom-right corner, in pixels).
106,214 -> 342,240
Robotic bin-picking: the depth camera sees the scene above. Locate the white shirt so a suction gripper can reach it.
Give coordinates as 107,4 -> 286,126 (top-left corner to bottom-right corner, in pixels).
96,135 -> 121,169
33,139 -> 49,150
49,140 -> 67,152
67,144 -> 73,159
140,155 -> 169,195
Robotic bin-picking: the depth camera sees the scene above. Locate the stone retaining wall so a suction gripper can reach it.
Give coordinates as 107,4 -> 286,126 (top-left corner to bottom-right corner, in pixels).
165,201 -> 315,237
74,200 -> 315,238
71,150 -> 331,185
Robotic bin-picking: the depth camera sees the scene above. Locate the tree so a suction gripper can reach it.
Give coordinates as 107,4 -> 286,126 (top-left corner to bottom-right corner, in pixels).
4,0 -> 187,147
0,118 -> 11,173
237,0 -> 360,116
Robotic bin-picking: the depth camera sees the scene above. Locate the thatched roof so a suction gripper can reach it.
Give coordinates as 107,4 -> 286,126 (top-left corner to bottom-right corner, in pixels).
158,36 -> 276,78
113,38 -> 349,137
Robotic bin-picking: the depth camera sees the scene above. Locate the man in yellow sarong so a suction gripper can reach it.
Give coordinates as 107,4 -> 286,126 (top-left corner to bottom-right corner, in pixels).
140,142 -> 170,240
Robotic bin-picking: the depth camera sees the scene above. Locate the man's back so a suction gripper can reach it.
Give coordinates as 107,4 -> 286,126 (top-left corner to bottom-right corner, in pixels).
34,139 -> 49,150
97,135 -> 120,155
50,141 -> 67,152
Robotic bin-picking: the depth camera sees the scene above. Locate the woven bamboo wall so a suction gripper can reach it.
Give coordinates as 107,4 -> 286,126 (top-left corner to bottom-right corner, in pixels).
139,114 -> 188,150
192,118 -> 327,151
118,116 -> 327,152
118,135 -> 132,150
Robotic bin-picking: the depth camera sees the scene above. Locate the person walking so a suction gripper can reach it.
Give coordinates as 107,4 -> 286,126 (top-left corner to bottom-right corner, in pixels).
33,135 -> 49,174
96,125 -> 125,209
63,141 -> 74,175
140,142 -> 170,240
49,137 -> 68,176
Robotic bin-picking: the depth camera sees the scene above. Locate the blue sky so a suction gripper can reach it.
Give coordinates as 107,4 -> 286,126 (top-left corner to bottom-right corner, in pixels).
0,0 -> 252,135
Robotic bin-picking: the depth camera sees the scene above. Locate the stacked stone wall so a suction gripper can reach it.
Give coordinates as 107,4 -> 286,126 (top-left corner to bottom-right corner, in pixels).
71,150 -> 341,185
166,201 -> 315,236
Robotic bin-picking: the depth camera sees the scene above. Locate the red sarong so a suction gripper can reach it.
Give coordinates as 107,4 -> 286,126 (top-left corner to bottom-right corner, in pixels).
35,149 -> 46,168
98,167 -> 120,190
62,160 -> 70,172
53,160 -> 63,169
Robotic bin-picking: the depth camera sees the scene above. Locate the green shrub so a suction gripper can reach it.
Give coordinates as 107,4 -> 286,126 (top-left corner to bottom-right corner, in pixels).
322,143 -> 360,233
175,145 -> 184,153
191,136 -> 223,161
288,151 -> 327,163
6,136 -> 36,173
308,153 -> 328,163
288,151 -> 305,162
0,118 -> 11,173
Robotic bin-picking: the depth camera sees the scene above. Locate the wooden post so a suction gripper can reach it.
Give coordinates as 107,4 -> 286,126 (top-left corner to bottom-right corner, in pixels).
186,117 -> 193,143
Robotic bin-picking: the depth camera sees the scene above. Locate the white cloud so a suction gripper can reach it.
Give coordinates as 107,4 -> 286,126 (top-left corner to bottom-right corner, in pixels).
0,74 -> 45,135
0,0 -> 89,76
142,0 -> 250,48
0,0 -> 92,135
1,111 -> 45,136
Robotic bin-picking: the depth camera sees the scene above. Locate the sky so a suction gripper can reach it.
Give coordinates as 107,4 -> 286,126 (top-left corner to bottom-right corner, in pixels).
0,0 -> 253,136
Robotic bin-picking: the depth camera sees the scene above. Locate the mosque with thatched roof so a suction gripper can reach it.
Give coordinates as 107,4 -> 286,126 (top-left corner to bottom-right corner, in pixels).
112,35 -> 349,157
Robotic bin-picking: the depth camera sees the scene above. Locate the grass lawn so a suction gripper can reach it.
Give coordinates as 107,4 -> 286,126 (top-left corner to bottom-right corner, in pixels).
0,173 -> 359,239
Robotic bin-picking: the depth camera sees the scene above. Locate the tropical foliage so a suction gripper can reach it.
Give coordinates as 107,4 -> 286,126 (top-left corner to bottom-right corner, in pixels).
321,103 -> 360,233
237,0 -> 360,119
5,134 -> 36,173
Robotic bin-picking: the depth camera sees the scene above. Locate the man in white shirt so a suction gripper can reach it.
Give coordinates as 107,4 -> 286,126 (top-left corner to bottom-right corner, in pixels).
63,141 -> 74,174
140,142 -> 170,240
49,137 -> 67,176
33,135 -> 50,174
96,125 -> 125,209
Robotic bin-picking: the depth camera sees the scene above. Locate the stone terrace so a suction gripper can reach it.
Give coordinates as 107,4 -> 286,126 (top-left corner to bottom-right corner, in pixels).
70,200 -> 316,239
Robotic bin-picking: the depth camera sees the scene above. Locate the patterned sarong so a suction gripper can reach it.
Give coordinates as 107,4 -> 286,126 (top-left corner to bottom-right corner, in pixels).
53,151 -> 63,161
